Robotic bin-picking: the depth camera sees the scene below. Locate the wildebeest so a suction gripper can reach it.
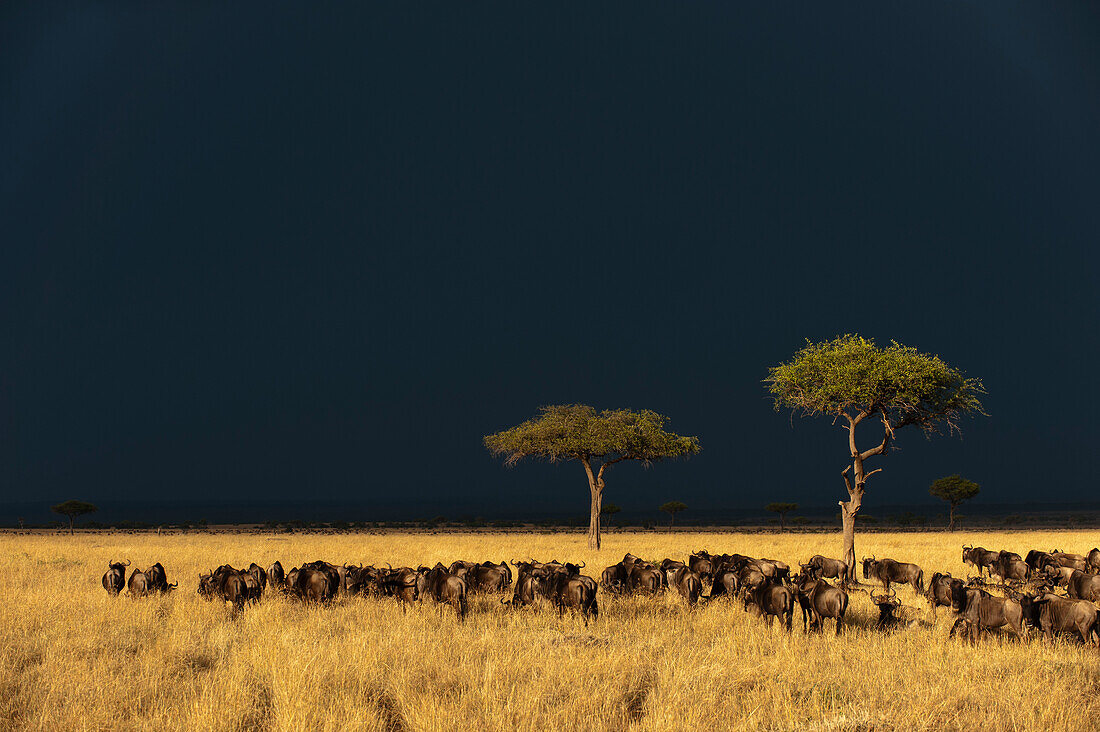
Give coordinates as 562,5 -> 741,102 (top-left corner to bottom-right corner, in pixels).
861,557 -> 924,594
102,559 -> 129,596
870,588 -> 903,630
543,567 -> 599,625
687,552 -> 714,582
627,562 -> 664,594
665,566 -> 703,607
792,574 -> 847,634
377,566 -> 420,610
708,567 -> 739,600
1050,551 -> 1087,572
925,572 -> 961,619
962,546 -> 999,576
448,560 -> 479,580
990,553 -> 1029,584
247,563 -> 267,593
418,563 -> 468,622
199,565 -> 253,611
949,583 -> 1026,642
1020,592 -> 1099,644
146,562 -> 177,593
503,570 -> 544,608
1039,563 -> 1074,589
127,568 -> 150,598
1087,548 -> 1100,574
465,561 -> 511,594
1024,550 -> 1057,574
601,562 -> 628,593
1066,570 -> 1100,602
744,577 -> 794,631
288,566 -> 338,603
801,555 -> 848,583
267,561 -> 286,591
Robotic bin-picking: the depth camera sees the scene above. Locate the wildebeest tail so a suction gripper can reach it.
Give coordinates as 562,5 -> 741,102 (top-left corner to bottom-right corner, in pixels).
917,569 -> 925,593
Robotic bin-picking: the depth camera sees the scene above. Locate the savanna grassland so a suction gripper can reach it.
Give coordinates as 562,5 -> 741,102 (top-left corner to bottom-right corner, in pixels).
4,530 -> 1100,731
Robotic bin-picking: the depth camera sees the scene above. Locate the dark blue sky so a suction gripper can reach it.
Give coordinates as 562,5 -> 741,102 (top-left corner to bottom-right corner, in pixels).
2,4 -> 1098,518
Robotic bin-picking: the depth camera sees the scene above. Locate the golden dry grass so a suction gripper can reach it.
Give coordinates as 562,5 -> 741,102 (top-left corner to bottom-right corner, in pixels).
4,530 -> 1100,731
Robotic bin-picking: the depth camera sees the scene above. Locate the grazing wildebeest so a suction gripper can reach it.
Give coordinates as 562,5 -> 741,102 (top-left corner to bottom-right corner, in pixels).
378,567 -> 420,610
247,563 -> 268,593
627,562 -> 664,594
962,546 -> 999,576
737,564 -> 767,596
744,577 -> 794,631
862,557 -> 924,594
760,558 -> 790,581
1050,551 -> 1087,572
1039,563 -> 1074,589
200,565 -> 253,611
792,575 -> 847,634
801,555 -> 848,583
687,552 -> 714,582
925,572 -> 961,619
601,562 -> 628,593
1025,550 -> 1057,574
290,567 -> 338,603
990,553 -> 1029,584
665,566 -> 703,607
870,588 -> 903,630
949,583 -> 1026,642
267,561 -> 286,591
1087,549 -> 1100,574
1020,592 -> 1100,644
418,563 -> 468,622
503,571 -> 544,608
448,560 -> 478,580
708,568 -> 739,600
1066,570 -> 1100,602
146,562 -> 177,593
102,560 -> 129,596
127,568 -> 150,598
298,561 -> 341,597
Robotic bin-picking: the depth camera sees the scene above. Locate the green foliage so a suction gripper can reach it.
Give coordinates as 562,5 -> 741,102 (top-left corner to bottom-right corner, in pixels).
765,502 -> 798,515
50,500 -> 98,519
928,474 -> 980,506
659,501 -> 687,515
600,503 -> 622,516
484,404 -> 700,466
765,335 -> 985,435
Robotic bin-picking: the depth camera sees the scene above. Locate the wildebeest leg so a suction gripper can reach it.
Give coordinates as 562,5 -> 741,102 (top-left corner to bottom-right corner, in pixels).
835,616 -> 842,635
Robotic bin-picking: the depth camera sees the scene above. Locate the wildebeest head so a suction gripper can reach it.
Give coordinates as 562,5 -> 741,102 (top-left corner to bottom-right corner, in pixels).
861,556 -> 877,580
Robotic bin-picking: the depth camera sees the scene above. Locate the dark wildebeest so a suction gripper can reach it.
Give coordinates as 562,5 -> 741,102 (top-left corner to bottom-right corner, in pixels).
601,562 -> 628,594
627,562 -> 664,594
267,561 -> 286,591
962,546 -> 999,577
801,555 -> 848,583
870,588 -> 903,630
102,559 -> 130,596
737,564 -> 767,596
503,571 -> 544,608
1025,550 -> 1057,574
1020,592 -> 1100,645
708,568 -> 739,600
290,567 -> 338,603
544,569 -> 598,625
466,562 -> 510,594
760,558 -> 790,581
205,565 -> 253,611
925,572 -> 961,619
247,563 -> 268,593
688,552 -> 714,583
146,562 -> 177,593
1039,563 -> 1074,589
1086,548 -> 1100,574
298,561 -> 341,597
1066,570 -> 1100,602
665,566 -> 703,607
127,568 -> 150,598
378,567 -> 419,610
1050,551 -> 1087,572
418,563 -> 468,622
949,583 -> 1026,643
862,557 -> 924,594
792,574 -> 847,634
990,553 -> 1029,584
448,560 -> 478,580
744,577 -> 794,632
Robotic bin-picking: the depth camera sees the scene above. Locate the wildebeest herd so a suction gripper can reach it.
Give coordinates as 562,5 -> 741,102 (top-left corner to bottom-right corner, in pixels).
100,545 -> 1100,643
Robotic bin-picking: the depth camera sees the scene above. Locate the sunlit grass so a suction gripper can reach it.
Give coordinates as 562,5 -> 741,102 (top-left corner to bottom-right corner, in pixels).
3,530 -> 1099,731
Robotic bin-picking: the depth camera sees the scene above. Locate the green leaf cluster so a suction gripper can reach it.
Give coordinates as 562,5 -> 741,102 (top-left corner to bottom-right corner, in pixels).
659,501 -> 688,515
50,500 -> 98,518
484,404 -> 700,466
928,474 -> 980,505
765,334 -> 985,435
765,502 -> 798,514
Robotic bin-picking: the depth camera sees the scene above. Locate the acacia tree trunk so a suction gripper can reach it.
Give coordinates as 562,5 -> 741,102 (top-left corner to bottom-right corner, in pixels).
582,458 -> 604,550
948,503 -> 957,531
840,412 -> 888,582
68,515 -> 74,535
779,513 -> 787,532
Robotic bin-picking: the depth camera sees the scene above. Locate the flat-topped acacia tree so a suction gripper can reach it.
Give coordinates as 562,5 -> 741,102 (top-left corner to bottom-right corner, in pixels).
765,335 -> 985,580
485,405 -> 700,549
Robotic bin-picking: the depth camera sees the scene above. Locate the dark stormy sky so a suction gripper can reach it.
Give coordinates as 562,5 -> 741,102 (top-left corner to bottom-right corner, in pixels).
2,4 -> 1099,520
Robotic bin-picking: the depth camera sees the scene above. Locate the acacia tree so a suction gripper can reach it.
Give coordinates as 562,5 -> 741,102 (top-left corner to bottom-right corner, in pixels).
51,500 -> 98,535
765,502 -> 798,532
659,501 -> 687,528
601,503 -> 622,528
929,474 -> 980,531
765,335 -> 985,579
485,405 -> 700,549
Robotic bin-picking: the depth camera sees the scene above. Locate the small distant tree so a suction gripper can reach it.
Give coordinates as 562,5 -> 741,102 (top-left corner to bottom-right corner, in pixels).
765,502 -> 798,532
50,500 -> 98,535
485,405 -> 700,549
659,501 -> 688,528
928,475 -> 980,531
601,503 -> 622,528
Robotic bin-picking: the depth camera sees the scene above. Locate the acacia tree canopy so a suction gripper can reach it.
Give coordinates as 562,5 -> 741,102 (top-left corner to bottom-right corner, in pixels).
765,335 -> 985,577
485,404 -> 700,549
929,474 -> 980,530
51,500 -> 98,535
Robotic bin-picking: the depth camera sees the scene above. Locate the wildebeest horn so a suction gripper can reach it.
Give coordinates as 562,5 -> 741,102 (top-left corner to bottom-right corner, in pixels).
124,559 -> 131,566
576,561 -> 585,569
